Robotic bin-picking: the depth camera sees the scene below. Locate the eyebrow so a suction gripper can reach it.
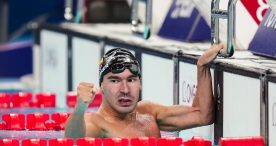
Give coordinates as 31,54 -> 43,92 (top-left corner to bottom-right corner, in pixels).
107,76 -> 120,80
106,75 -> 138,80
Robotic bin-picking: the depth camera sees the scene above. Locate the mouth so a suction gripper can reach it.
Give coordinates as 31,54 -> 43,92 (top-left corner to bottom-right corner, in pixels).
118,98 -> 132,107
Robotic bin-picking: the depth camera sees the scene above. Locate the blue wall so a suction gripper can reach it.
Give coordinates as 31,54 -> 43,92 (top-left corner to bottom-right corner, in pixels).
8,0 -> 67,41
0,42 -> 33,77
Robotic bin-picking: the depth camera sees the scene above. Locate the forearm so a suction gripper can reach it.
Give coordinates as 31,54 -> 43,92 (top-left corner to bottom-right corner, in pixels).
193,64 -> 214,125
65,101 -> 89,138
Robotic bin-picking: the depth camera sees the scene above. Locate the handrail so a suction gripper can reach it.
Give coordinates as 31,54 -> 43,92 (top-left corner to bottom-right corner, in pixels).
211,0 -> 238,57
131,0 -> 152,40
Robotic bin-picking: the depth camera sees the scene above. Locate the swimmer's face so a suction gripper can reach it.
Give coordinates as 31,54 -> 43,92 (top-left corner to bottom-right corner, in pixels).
100,69 -> 141,114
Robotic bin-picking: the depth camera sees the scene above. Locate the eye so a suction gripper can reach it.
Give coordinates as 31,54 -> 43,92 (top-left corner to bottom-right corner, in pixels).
110,79 -> 120,83
127,78 -> 137,83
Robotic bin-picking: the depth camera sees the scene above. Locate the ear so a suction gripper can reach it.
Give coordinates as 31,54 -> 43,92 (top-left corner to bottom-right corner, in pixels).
99,85 -> 103,93
139,79 -> 142,90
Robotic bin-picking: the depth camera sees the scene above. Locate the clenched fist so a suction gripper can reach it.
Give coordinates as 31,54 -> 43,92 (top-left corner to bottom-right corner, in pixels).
77,82 -> 100,106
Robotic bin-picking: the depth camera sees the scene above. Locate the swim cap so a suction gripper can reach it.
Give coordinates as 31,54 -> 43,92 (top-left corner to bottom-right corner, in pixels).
99,48 -> 141,85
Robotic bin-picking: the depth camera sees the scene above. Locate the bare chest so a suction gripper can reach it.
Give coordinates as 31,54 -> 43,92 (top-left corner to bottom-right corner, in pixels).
101,115 -> 161,138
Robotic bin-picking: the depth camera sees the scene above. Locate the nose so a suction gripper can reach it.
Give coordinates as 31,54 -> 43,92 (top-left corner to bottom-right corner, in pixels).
120,80 -> 129,95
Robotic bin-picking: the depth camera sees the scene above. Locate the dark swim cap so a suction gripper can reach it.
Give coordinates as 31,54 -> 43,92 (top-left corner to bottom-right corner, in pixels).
99,48 -> 141,85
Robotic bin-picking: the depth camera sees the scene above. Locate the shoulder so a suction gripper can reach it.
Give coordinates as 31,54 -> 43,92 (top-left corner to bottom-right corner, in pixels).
84,112 -> 105,125
137,100 -> 153,107
137,100 -> 155,110
83,112 -> 105,137
138,100 -> 166,108
137,100 -> 166,116
85,112 -> 105,120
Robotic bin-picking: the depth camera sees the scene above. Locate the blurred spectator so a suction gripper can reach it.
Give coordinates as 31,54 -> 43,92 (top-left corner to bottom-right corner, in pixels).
85,0 -> 131,23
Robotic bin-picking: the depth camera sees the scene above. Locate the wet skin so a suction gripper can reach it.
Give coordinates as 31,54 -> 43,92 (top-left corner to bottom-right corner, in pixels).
65,43 -> 224,139
84,70 -> 161,138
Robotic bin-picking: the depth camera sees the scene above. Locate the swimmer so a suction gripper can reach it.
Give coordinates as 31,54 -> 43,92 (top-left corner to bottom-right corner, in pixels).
65,43 -> 225,139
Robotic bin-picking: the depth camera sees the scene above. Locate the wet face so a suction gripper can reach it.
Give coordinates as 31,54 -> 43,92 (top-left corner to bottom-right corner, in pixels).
100,69 -> 141,115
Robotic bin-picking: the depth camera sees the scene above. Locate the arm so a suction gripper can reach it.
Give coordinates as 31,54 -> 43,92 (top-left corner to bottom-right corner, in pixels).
192,43 -> 226,125
64,82 -> 100,138
150,44 -> 224,131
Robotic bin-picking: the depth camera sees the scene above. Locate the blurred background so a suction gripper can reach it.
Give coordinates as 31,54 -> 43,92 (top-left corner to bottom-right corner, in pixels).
0,0 -> 276,145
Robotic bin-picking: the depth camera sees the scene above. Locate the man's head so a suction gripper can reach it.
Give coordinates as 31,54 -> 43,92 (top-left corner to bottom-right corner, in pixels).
99,48 -> 141,85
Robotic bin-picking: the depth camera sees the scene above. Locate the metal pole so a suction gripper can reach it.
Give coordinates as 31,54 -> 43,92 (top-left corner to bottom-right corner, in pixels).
0,0 -> 8,43
211,0 -> 238,57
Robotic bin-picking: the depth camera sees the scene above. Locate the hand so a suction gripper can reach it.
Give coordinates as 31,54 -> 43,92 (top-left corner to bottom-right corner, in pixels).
197,43 -> 226,66
77,82 -> 99,105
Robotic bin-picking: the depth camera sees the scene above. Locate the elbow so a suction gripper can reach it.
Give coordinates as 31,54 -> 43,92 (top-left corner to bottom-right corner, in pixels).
200,116 -> 214,126
205,116 -> 214,125
64,122 -> 86,139
64,130 -> 85,139
199,112 -> 215,126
